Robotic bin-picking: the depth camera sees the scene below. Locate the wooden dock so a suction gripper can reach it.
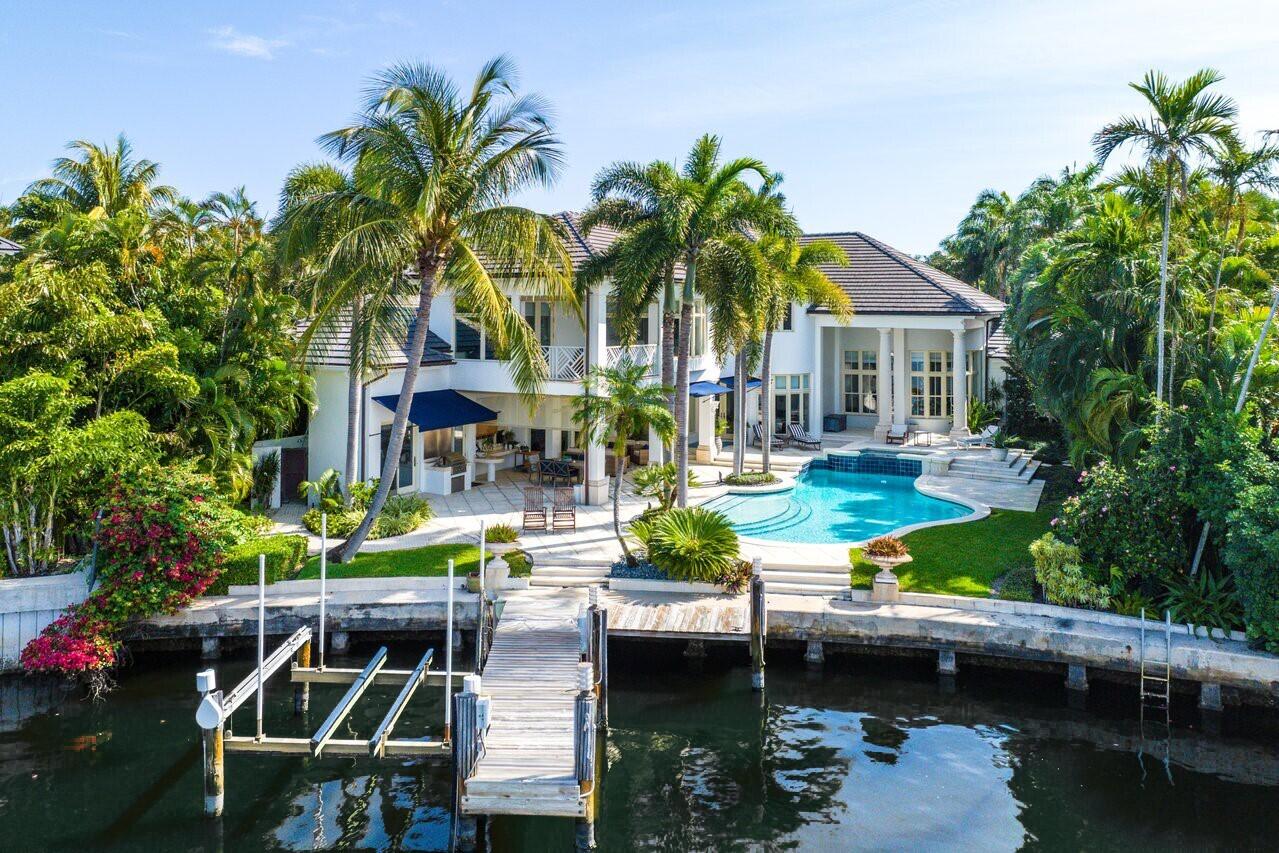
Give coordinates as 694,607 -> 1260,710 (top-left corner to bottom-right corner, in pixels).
462,589 -> 590,818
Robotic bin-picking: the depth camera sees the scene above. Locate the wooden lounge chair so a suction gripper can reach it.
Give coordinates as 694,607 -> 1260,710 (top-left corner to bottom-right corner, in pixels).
752,422 -> 785,450
551,487 -> 576,531
522,486 -> 546,531
884,424 -> 909,445
787,422 -> 821,450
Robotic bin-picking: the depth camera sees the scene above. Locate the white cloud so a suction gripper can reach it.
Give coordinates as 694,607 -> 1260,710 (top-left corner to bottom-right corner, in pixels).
208,25 -> 287,60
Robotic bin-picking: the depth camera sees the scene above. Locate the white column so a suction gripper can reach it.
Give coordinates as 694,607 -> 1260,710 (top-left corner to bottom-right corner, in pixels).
892,328 -> 909,430
647,425 -> 663,466
694,395 -> 718,463
585,285 -> 610,504
950,327 -> 969,440
874,327 -> 893,441
810,324 -> 823,436
462,423 -> 477,490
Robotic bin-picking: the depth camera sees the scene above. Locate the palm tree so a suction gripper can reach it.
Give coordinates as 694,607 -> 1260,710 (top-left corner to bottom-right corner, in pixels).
276,57 -> 574,560
574,361 -> 674,561
1093,68 -> 1237,407
578,164 -> 684,452
26,134 -> 176,218
592,135 -> 789,506
204,186 -> 261,256
154,197 -> 213,258
277,162 -> 411,505
943,189 -> 1023,300
752,235 -> 852,472
1203,133 -> 1279,343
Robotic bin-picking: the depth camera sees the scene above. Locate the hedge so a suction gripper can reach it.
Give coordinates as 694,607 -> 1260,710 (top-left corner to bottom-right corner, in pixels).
208,534 -> 308,595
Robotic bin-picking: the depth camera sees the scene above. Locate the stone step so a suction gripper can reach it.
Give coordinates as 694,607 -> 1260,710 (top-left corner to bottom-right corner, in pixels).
529,564 -> 610,577
756,562 -> 850,575
761,570 -> 850,587
763,581 -> 847,596
528,575 -> 607,588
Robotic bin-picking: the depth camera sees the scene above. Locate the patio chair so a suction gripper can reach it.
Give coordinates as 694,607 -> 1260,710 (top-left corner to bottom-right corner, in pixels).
955,424 -> 998,448
522,486 -> 546,532
538,458 -> 575,487
752,422 -> 785,450
884,424 -> 909,445
787,422 -> 821,450
551,487 -> 576,531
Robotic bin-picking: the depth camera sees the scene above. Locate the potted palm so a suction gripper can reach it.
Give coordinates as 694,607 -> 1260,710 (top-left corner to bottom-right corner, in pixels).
485,523 -> 521,556
989,429 -> 1010,462
863,535 -> 911,602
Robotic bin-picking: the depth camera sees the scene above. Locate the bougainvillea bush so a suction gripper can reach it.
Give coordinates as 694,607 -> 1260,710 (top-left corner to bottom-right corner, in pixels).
22,466 -> 247,686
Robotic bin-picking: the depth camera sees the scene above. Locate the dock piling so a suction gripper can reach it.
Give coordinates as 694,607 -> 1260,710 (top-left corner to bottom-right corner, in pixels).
196,670 -> 225,818
256,554 -> 265,741
293,639 -> 311,715
445,558 -> 455,742
318,513 -> 327,669
574,662 -> 598,848
750,556 -> 766,691
452,676 -> 482,851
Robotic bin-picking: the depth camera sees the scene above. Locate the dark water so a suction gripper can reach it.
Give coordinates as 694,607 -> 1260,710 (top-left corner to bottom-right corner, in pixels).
2,641 -> 1277,851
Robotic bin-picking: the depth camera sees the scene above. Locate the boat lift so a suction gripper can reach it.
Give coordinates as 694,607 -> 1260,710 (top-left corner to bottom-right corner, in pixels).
194,515 -> 491,817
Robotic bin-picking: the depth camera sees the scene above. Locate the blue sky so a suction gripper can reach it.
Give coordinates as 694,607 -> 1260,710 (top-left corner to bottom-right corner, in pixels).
2,0 -> 1276,254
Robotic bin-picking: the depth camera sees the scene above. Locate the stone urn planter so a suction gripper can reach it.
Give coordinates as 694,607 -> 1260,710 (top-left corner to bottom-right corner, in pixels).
483,552 -> 510,597
867,554 -> 912,603
487,540 -> 520,556
989,446 -> 1009,462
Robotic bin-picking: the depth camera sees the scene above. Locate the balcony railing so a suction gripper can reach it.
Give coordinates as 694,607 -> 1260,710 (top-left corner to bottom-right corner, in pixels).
544,345 -> 586,381
605,344 -> 657,374
540,344 -> 658,381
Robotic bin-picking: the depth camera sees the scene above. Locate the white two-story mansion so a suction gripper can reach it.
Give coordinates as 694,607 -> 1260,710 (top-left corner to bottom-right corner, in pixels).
280,214 -> 1008,507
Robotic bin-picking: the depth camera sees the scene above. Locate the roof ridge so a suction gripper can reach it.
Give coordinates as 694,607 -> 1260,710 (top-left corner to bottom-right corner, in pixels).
851,231 -> 985,313
556,211 -> 595,260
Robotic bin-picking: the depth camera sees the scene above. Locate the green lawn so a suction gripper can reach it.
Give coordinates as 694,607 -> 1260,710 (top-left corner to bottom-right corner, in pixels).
850,506 -> 1056,597
298,543 -> 484,580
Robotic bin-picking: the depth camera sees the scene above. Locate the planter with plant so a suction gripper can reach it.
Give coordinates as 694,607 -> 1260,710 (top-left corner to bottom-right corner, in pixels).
862,535 -> 911,601
485,523 -> 521,555
989,429 -> 1011,462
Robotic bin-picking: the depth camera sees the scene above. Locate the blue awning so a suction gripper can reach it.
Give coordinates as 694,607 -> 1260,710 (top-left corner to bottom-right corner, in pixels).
373,390 -> 499,431
720,375 -> 762,391
689,380 -> 731,397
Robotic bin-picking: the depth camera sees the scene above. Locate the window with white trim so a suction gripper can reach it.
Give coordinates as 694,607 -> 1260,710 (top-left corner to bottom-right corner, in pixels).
841,349 -> 878,414
773,373 -> 810,432
691,299 -> 707,357
909,350 -> 953,417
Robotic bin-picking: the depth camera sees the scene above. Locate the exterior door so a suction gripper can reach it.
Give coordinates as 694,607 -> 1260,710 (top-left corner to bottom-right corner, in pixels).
772,374 -> 811,433
280,447 -> 307,503
381,425 -> 416,491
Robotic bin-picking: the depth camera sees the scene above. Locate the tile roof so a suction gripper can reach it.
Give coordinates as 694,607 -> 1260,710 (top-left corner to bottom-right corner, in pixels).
986,316 -> 1012,359
0,236 -> 21,255
554,212 -> 687,281
296,309 -> 454,369
800,232 -> 1005,316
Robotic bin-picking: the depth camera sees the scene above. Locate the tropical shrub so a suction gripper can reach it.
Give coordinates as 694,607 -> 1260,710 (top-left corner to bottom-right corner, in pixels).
645,507 -> 739,583
1055,457 -> 1187,586
373,494 -> 433,537
1029,533 -> 1110,609
251,451 -> 280,510
1160,569 -> 1243,634
997,564 -> 1036,602
207,534 -> 308,595
486,523 -> 520,543
864,535 -> 909,559
714,559 -> 753,594
302,507 -> 361,538
298,468 -> 345,511
22,467 -> 245,684
633,463 -> 700,513
504,549 -> 532,577
967,397 -> 998,432
723,471 -> 779,487
1223,483 -> 1279,650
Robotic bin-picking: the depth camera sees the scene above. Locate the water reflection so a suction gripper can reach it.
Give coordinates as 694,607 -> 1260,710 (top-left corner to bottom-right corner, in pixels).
2,644 -> 1278,851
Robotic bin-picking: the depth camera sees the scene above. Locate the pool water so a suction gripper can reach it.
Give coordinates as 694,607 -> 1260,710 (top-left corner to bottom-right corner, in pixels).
704,460 -> 970,543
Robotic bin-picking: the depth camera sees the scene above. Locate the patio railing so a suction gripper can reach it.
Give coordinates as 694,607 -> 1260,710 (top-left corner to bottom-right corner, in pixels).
544,345 -> 586,381
605,344 -> 657,374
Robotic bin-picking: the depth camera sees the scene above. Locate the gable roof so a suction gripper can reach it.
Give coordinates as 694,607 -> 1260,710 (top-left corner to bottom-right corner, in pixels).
801,232 -> 1005,316
297,310 -> 454,369
0,236 -> 21,256
554,212 -> 687,282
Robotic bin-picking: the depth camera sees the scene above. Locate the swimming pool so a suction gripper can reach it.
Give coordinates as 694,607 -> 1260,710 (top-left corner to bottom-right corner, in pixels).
704,456 -> 971,543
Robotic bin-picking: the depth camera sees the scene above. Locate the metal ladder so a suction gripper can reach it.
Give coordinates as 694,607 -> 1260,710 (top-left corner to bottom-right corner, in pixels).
1137,608 -> 1173,783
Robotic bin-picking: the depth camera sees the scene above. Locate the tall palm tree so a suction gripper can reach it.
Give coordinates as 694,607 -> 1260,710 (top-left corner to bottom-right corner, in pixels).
26,134 -> 176,218
277,57 -> 574,560
574,361 -> 674,561
592,135 -> 789,506
752,235 -> 852,472
578,166 -> 684,453
1203,133 -> 1279,343
944,189 -> 1022,300
278,162 -> 411,504
1093,68 -> 1237,407
154,197 -> 213,258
